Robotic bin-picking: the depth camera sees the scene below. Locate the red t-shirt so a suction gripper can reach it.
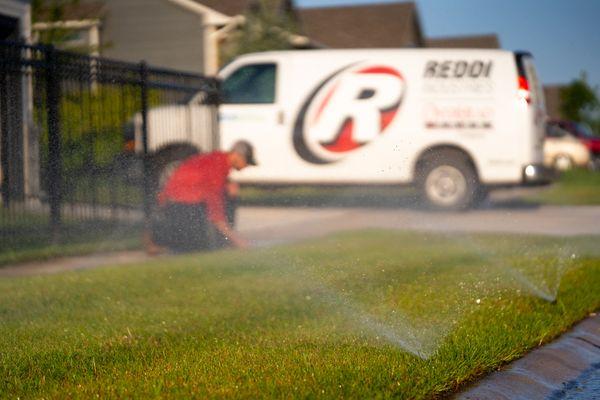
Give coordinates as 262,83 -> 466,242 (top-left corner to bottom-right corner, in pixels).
158,152 -> 231,224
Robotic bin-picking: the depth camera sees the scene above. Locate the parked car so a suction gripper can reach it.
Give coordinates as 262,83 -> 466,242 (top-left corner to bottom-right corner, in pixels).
544,124 -> 590,170
549,120 -> 600,169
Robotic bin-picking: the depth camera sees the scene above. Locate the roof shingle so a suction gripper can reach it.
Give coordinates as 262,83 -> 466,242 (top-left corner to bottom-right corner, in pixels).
426,34 -> 501,49
35,1 -> 106,22
298,2 -> 423,48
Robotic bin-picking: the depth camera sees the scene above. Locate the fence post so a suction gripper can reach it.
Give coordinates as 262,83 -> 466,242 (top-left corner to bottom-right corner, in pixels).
210,78 -> 221,151
0,62 -> 9,208
45,45 -> 62,242
139,61 -> 151,229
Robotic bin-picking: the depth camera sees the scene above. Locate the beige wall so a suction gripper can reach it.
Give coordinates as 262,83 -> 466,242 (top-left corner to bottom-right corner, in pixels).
101,0 -> 205,73
544,85 -> 565,120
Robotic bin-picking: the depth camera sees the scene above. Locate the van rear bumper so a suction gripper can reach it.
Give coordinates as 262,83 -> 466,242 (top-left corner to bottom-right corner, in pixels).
522,164 -> 554,185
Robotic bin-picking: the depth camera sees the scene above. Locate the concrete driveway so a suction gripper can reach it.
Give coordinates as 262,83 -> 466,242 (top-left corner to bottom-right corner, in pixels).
2,189 -> 600,278
239,204 -> 600,246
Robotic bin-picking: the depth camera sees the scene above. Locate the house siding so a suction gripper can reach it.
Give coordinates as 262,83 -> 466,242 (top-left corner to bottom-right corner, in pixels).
101,0 -> 205,73
544,85 -> 564,120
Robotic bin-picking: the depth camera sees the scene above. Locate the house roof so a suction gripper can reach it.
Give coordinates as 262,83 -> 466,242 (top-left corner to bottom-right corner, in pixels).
426,34 -> 501,49
34,1 -> 106,22
34,1 -> 284,23
297,2 -> 423,48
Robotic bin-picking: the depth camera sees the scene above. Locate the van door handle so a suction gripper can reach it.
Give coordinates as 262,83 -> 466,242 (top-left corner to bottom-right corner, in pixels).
277,110 -> 285,125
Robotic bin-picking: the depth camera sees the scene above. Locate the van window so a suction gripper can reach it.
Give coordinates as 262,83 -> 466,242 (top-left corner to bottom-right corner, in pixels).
222,63 -> 276,104
516,54 -> 546,111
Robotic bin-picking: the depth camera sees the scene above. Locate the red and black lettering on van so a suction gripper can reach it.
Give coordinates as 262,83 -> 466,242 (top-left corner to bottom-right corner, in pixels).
424,60 -> 493,79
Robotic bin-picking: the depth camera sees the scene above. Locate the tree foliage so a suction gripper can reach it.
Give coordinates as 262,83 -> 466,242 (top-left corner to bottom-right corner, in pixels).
560,73 -> 599,125
221,0 -> 299,66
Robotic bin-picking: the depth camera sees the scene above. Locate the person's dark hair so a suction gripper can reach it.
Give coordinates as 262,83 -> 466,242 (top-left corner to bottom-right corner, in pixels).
231,141 -> 257,166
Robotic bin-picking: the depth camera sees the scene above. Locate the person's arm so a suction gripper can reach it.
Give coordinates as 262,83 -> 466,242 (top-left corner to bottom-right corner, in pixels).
206,193 -> 249,249
212,219 -> 249,249
226,181 -> 240,198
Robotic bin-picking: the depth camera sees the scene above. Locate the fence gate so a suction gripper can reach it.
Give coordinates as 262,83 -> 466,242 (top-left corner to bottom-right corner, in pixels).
0,41 -> 219,251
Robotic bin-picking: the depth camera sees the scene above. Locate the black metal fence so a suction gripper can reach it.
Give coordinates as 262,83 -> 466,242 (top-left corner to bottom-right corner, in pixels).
0,41 -> 219,251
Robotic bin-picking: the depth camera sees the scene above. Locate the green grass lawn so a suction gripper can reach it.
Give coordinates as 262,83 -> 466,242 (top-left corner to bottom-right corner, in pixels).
240,186 -> 419,208
240,169 -> 600,208
1,231 -> 599,399
527,168 -> 600,205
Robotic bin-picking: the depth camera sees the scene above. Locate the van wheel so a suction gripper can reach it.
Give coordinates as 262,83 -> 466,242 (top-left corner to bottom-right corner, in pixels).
417,150 -> 479,211
553,154 -> 573,171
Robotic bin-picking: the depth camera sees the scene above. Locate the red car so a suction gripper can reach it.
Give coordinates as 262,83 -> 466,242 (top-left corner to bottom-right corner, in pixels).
549,120 -> 600,168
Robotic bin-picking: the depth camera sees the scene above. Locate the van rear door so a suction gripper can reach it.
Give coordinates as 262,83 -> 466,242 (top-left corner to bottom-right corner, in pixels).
515,53 -> 545,110
515,52 -> 546,162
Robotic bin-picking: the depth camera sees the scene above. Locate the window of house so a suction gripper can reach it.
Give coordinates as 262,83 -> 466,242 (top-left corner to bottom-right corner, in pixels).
222,63 -> 276,104
0,15 -> 19,40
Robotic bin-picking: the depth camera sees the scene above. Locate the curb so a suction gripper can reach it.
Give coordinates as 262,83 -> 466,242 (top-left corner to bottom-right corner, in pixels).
456,313 -> 600,400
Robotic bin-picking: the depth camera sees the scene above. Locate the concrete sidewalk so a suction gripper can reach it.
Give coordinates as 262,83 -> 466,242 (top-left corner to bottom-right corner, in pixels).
0,250 -> 157,277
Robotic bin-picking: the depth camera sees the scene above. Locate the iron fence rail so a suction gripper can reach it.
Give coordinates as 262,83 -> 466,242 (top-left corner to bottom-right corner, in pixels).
0,40 -> 219,245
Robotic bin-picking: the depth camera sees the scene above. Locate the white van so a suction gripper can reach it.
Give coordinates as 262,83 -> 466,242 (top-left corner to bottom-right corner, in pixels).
141,49 -> 551,210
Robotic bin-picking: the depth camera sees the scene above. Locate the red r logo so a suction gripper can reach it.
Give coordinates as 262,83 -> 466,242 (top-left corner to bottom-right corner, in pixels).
294,64 -> 405,164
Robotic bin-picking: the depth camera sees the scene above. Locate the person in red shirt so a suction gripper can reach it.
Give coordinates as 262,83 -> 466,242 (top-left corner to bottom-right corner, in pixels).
146,141 -> 257,253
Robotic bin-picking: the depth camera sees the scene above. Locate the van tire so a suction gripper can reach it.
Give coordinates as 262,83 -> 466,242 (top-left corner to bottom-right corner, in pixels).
416,150 -> 479,211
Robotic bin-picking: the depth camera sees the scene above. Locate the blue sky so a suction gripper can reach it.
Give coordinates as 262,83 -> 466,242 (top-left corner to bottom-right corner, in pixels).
295,0 -> 600,89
